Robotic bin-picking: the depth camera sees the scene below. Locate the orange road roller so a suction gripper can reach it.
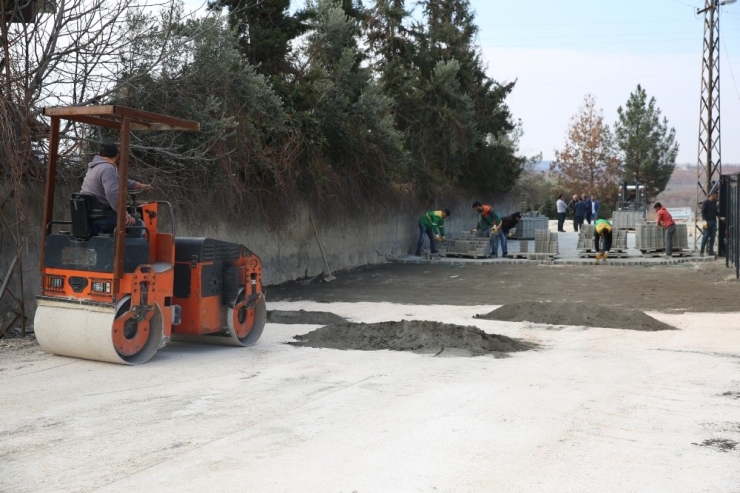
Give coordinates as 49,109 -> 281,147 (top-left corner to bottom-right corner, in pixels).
34,105 -> 266,364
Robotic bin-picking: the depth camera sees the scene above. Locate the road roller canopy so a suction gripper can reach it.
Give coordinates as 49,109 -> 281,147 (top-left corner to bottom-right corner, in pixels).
41,105 -> 200,299
43,105 -> 200,132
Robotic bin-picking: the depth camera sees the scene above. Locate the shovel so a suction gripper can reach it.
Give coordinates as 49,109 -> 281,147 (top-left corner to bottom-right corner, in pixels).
309,215 -> 336,282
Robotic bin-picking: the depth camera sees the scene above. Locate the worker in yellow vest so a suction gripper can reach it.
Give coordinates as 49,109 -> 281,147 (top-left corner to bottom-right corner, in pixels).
416,209 -> 450,256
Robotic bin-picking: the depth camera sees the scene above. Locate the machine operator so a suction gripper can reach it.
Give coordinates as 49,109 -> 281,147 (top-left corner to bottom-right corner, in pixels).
80,143 -> 151,236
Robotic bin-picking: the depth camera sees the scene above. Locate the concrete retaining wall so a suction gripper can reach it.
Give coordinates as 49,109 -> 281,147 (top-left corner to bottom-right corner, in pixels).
181,195 -> 518,285
0,187 -> 517,320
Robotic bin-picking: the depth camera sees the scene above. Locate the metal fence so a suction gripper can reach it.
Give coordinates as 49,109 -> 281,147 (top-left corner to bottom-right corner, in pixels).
719,173 -> 739,278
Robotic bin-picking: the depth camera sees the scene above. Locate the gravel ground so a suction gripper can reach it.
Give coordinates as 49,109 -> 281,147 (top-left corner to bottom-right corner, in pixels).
2,258 -> 740,491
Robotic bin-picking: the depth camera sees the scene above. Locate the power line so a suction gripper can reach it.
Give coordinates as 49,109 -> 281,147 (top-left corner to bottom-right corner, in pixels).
722,35 -> 740,102
482,35 -> 740,49
478,19 -> 698,28
478,29 -> 737,42
667,0 -> 700,9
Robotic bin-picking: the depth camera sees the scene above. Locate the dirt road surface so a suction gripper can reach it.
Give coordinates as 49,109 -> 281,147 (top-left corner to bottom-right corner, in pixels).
2,260 -> 740,491
269,260 -> 740,311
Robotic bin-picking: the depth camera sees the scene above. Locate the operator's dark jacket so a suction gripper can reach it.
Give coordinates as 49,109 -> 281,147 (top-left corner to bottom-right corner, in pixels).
702,199 -> 718,222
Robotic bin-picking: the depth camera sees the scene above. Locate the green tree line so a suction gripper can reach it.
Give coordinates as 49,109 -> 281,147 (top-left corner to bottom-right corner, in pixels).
108,0 -> 525,223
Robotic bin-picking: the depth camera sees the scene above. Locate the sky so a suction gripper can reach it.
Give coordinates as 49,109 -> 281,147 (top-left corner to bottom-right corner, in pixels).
185,0 -> 740,164
469,0 -> 740,164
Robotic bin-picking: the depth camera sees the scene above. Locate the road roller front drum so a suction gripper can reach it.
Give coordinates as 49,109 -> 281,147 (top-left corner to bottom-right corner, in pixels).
112,296 -> 165,364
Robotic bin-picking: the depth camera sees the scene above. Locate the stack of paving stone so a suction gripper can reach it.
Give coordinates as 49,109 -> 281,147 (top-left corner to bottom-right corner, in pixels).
577,224 -> 628,257
635,223 -> 689,252
635,223 -> 664,250
674,223 -> 689,250
612,211 -> 645,229
534,229 -> 558,254
444,232 -> 491,258
513,214 -> 550,240
613,229 -> 628,250
576,224 -> 596,250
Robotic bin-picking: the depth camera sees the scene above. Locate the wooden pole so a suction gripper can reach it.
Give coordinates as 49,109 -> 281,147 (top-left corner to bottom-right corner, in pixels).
39,116 -> 59,273
113,118 -> 130,295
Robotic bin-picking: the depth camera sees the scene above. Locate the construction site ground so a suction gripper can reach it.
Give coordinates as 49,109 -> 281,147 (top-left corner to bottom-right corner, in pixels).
3,259 -> 740,491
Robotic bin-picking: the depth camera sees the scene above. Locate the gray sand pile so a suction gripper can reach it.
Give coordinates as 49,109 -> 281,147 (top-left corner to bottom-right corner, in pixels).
267,310 -> 347,325
289,320 -> 537,357
476,302 -> 676,331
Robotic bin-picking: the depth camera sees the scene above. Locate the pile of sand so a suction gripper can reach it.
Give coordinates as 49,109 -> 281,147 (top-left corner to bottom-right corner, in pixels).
476,302 -> 676,331
289,320 -> 537,357
267,310 -> 347,325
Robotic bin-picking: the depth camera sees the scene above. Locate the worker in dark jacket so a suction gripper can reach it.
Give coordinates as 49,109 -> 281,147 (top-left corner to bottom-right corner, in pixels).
567,195 -> 579,231
593,219 -> 613,261
700,191 -> 718,256
573,198 -> 588,232
591,194 -> 600,221
416,209 -> 450,256
583,195 -> 593,224
494,212 -> 522,258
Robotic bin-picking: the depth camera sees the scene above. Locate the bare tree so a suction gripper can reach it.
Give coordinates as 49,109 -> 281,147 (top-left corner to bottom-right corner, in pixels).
0,0 -> 193,330
551,94 -> 621,207
1,0 -> 210,178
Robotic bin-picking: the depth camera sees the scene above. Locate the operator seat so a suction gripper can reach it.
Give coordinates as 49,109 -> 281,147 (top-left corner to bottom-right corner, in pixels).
69,193 -> 115,240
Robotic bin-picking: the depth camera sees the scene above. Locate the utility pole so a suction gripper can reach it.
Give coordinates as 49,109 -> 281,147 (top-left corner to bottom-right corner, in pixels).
695,0 -> 735,252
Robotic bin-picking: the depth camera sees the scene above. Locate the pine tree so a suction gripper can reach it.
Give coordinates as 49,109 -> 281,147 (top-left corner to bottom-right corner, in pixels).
405,0 -> 522,193
613,85 -> 678,200
209,0 -> 305,78
364,0 -> 416,110
300,0 -> 406,203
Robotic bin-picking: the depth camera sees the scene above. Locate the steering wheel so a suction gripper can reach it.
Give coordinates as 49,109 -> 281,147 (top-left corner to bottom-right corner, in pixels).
127,188 -> 146,218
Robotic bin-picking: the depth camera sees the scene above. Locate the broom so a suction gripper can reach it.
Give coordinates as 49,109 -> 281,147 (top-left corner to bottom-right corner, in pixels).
309,215 -> 336,282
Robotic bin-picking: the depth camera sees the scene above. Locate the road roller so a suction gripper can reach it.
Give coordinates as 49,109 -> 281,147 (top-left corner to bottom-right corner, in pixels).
34,105 -> 266,364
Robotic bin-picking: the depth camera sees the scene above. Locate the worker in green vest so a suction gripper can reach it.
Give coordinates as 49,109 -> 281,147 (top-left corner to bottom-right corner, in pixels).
594,218 -> 613,261
416,209 -> 450,256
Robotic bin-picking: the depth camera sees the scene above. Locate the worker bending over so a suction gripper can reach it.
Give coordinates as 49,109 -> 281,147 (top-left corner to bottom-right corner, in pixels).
593,219 -> 613,261
416,209 -> 450,256
494,212 -> 522,258
472,201 -> 503,257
